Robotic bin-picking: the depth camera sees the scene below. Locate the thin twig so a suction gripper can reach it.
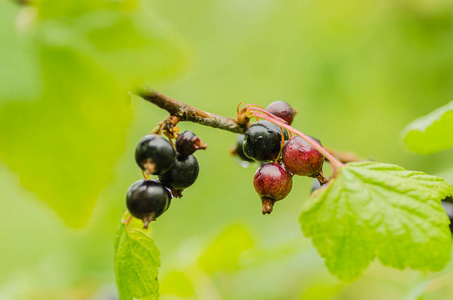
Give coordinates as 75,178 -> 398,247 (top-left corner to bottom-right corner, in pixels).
138,88 -> 249,133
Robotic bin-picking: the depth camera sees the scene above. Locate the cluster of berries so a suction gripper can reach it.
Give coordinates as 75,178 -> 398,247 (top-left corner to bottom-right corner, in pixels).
233,101 -> 325,214
126,131 -> 206,228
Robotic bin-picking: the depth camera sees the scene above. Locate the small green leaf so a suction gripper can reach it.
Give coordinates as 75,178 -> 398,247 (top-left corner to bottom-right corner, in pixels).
115,223 -> 160,300
402,101 -> 453,154
300,161 -> 453,282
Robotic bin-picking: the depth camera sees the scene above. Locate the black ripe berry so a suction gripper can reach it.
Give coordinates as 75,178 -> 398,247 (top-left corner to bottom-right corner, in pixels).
266,101 -> 296,125
253,163 -> 293,214
175,131 -> 207,157
159,153 -> 199,196
243,121 -> 288,162
135,134 -> 176,175
126,180 -> 171,228
442,196 -> 453,233
282,136 -> 324,177
232,134 -> 254,162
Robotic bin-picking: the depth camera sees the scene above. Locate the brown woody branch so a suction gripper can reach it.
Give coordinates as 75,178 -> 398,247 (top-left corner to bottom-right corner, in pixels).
138,88 -> 249,134
138,88 -> 363,164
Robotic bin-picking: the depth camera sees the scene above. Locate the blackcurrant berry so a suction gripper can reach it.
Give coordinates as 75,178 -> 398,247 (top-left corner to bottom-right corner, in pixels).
175,131 -> 207,157
135,134 -> 176,175
253,163 -> 293,214
266,101 -> 296,125
231,134 -> 254,163
159,153 -> 199,196
442,196 -> 453,233
243,120 -> 288,162
126,179 -> 171,228
282,136 -> 324,177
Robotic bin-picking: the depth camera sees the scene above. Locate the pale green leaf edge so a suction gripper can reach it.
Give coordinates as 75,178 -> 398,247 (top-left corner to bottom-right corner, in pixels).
401,101 -> 453,154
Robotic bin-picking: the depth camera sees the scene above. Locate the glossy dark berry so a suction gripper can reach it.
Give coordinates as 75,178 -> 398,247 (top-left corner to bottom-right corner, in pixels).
253,163 -> 293,214
265,121 -> 290,141
282,136 -> 324,177
126,180 -> 171,228
266,101 -> 296,125
243,121 -> 288,162
442,197 -> 453,233
135,134 -> 175,175
159,153 -> 199,195
232,134 -> 254,162
175,131 -> 207,157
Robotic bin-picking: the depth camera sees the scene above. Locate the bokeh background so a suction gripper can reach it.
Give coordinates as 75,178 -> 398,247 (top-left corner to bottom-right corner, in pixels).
1,0 -> 453,299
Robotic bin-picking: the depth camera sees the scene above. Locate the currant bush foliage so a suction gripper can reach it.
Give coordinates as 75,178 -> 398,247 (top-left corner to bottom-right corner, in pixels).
402,101 -> 453,154
115,221 -> 160,300
0,0 -> 186,227
300,162 -> 453,282
0,3 -> 40,103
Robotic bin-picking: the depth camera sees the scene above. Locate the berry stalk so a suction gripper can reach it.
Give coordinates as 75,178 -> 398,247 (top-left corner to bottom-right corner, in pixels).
246,108 -> 344,172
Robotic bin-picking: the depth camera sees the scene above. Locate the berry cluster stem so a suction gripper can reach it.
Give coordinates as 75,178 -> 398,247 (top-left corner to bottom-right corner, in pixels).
138,88 -> 248,133
248,110 -> 344,172
139,89 -> 358,167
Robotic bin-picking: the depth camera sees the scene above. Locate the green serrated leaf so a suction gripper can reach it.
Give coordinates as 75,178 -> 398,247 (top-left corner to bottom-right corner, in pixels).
300,161 -> 453,282
115,223 -> 161,300
0,2 -> 187,227
402,101 -> 453,154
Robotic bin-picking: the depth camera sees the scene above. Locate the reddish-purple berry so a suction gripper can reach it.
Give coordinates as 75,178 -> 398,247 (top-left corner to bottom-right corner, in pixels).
253,163 -> 293,214
175,131 -> 207,157
282,136 -> 324,177
266,101 -> 296,125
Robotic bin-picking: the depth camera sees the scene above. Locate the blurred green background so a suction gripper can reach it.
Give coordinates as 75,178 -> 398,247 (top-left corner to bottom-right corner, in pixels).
1,0 -> 453,299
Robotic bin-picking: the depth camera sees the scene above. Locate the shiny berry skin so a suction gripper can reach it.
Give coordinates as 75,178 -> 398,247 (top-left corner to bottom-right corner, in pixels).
126,180 -> 171,228
282,136 -> 324,177
135,134 -> 175,175
442,197 -> 453,233
243,121 -> 288,162
159,153 -> 199,194
253,163 -> 293,214
233,134 -> 254,162
175,131 -> 207,157
266,101 -> 296,125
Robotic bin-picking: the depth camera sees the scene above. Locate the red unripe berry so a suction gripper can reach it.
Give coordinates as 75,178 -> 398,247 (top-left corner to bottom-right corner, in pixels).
253,163 -> 293,214
282,136 -> 324,177
175,131 -> 207,157
266,101 -> 296,125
